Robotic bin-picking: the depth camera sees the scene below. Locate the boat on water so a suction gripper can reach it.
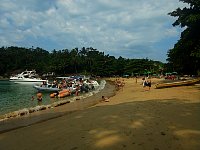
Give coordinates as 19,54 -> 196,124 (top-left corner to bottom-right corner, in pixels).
155,78 -> 200,89
33,84 -> 62,92
9,70 -> 47,84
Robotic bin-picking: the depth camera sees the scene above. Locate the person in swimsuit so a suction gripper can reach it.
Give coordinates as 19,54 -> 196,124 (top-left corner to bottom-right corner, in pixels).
36,91 -> 43,104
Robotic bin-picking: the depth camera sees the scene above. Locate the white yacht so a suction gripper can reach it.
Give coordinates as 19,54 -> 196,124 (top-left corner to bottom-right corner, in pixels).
10,70 -> 47,84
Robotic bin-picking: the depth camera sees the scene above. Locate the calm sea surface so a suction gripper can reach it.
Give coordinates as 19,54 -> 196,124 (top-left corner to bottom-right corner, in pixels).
0,80 -> 59,115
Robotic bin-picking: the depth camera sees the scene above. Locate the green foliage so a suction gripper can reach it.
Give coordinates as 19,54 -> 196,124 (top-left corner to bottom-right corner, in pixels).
167,0 -> 200,74
0,46 -> 163,77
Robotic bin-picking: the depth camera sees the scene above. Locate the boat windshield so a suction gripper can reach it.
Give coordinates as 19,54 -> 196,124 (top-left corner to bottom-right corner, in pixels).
24,75 -> 29,78
22,71 -> 28,75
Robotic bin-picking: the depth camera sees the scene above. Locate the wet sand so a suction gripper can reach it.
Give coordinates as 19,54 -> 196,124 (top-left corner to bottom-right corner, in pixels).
0,78 -> 200,150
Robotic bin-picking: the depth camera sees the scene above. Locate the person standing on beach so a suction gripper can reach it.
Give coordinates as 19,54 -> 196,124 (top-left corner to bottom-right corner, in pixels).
143,77 -> 151,91
142,77 -> 145,87
135,76 -> 138,84
147,78 -> 151,90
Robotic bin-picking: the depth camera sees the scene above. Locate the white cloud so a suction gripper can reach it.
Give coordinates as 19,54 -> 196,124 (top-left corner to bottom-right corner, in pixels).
0,0 -> 188,62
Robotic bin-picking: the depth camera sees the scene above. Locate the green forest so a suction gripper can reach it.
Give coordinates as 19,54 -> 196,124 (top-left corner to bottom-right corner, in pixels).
0,0 -> 199,77
0,46 -> 164,77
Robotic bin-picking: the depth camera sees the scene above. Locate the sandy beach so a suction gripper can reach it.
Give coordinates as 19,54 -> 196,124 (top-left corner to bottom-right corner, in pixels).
0,78 -> 200,150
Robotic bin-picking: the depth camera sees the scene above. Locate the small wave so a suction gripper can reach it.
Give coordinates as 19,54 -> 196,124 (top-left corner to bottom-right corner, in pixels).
0,80 -> 106,121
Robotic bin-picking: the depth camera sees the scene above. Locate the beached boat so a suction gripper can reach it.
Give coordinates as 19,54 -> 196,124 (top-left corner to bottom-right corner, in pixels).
155,78 -> 200,89
10,70 -> 47,84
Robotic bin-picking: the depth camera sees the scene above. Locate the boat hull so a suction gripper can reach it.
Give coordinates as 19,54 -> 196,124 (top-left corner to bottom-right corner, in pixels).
10,79 -> 47,84
155,78 -> 200,89
9,70 -> 46,84
33,85 -> 61,92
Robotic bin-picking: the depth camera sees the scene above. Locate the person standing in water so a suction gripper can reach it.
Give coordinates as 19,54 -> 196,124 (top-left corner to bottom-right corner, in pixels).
36,91 -> 43,104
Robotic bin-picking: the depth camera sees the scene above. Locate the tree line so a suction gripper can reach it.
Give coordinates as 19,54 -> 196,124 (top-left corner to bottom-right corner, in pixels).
0,46 -> 164,77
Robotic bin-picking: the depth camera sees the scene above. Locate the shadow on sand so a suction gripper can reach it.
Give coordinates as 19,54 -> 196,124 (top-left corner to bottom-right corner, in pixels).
0,98 -> 200,150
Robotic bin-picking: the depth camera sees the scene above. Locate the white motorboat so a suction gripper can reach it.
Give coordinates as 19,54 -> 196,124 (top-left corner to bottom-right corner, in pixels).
33,84 -> 62,92
9,70 -> 47,84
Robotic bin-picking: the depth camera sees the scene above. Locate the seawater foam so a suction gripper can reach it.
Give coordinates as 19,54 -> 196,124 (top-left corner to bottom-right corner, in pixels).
0,80 -> 107,122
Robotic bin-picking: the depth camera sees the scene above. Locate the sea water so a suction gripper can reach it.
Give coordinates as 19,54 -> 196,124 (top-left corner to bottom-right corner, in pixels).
0,80 -> 106,116
0,80 -> 53,115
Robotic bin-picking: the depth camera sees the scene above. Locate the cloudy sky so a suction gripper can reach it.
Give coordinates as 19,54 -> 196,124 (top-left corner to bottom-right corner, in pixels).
0,0 -> 187,62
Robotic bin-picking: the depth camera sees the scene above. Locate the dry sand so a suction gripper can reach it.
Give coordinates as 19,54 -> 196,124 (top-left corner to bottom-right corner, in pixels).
0,78 -> 200,150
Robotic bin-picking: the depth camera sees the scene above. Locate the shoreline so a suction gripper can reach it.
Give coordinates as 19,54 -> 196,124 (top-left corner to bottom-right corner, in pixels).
0,79 -> 116,133
0,77 -> 200,150
0,79 -> 106,118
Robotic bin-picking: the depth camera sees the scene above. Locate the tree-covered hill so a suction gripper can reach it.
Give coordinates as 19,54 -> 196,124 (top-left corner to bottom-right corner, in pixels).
0,46 -> 163,77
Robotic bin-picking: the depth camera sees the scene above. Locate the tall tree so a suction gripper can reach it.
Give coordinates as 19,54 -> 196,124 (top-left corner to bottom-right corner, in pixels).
167,0 -> 200,74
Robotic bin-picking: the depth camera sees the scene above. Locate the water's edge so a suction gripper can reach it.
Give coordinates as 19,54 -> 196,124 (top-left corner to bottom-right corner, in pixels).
0,80 -> 116,133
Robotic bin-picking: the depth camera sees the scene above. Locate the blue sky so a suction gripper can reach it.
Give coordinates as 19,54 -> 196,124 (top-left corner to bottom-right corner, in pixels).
0,0 -> 187,62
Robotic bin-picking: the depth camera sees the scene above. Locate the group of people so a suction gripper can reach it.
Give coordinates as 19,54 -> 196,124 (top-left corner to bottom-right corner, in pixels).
40,79 -> 72,89
114,76 -> 151,91
114,78 -> 125,90
33,77 -> 98,104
